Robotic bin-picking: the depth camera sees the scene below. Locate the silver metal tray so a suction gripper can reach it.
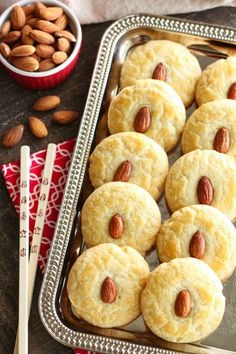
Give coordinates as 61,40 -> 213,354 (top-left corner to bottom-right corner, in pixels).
39,14 -> 236,354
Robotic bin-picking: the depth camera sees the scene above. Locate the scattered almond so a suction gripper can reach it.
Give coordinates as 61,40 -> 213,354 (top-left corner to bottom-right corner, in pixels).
36,43 -> 55,58
30,29 -> 54,45
109,214 -> 124,239
101,277 -> 117,303
213,127 -> 230,153
152,62 -> 167,81
174,289 -> 191,318
52,111 -> 78,124
10,44 -> 36,57
52,51 -> 67,64
227,82 -> 236,99
12,56 -> 39,71
197,176 -> 213,205
39,7 -> 63,21
134,107 -> 151,133
189,231 -> 205,259
57,37 -> 70,52
0,42 -> 11,58
35,20 -> 59,33
55,30 -> 76,42
28,116 -> 48,138
21,25 -> 34,45
113,160 -> 132,182
0,20 -> 11,38
2,124 -> 24,147
55,14 -> 68,30
22,4 -> 35,16
10,6 -> 26,30
33,95 -> 61,111
2,31 -> 21,44
38,57 -> 55,71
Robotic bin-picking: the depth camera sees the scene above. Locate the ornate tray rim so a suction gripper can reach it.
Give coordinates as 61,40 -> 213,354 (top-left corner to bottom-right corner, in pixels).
39,14 -> 236,354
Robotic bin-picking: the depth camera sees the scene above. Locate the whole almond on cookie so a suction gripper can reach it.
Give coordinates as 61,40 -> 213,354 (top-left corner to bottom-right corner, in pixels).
134,107 -> 151,133
36,44 -> 55,58
52,111 -> 78,124
174,289 -> 191,317
12,56 -> 39,71
189,231 -> 205,259
30,30 -> 54,45
2,124 -> 24,147
52,51 -> 67,64
109,214 -> 124,239
10,6 -> 26,30
28,116 -> 48,138
33,95 -> 60,111
10,44 -> 36,57
113,160 -> 132,182
152,62 -> 167,81
213,127 -> 230,153
38,58 -> 55,71
101,277 -> 117,303
197,176 -> 213,205
227,82 -> 236,99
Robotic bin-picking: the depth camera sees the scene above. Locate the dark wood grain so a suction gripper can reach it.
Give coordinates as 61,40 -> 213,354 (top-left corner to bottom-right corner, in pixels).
0,6 -> 235,354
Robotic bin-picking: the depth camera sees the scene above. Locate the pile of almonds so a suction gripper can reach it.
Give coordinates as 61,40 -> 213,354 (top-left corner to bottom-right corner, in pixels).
2,95 -> 78,147
0,2 -> 76,72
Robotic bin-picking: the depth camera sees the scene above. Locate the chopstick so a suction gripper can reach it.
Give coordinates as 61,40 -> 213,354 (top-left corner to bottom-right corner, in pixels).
18,146 -> 30,354
14,143 -> 56,354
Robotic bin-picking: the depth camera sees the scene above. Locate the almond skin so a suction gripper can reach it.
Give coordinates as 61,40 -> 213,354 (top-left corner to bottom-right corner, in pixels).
197,176 -> 214,205
213,127 -> 230,153
101,277 -> 117,303
227,82 -> 236,99
21,25 -> 34,45
57,37 -> 70,53
0,43 -> 11,58
175,289 -> 191,317
2,124 -> 24,147
134,107 -> 151,133
109,214 -> 124,239
38,58 -> 56,71
55,30 -> 76,42
10,44 -> 36,57
39,7 -> 63,21
2,31 -> 21,44
52,111 -> 78,124
55,14 -> 68,30
12,56 -> 39,71
0,20 -> 11,38
10,6 -> 26,30
35,20 -> 60,33
113,160 -> 132,182
30,30 -> 54,45
52,51 -> 67,64
152,62 -> 167,81
28,116 -> 48,138
189,230 -> 205,259
33,95 -> 61,111
36,44 -> 55,58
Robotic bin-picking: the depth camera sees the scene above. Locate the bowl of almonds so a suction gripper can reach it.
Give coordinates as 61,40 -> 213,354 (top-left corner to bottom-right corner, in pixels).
0,0 -> 82,89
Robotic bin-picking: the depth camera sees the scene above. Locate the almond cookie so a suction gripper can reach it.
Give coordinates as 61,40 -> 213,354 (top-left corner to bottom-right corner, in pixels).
108,79 -> 186,152
156,204 -> 236,280
82,182 -> 161,254
196,57 -> 236,106
141,258 -> 225,343
165,149 -> 236,220
67,243 -> 149,328
89,132 -> 169,200
120,40 -> 201,107
181,99 -> 236,160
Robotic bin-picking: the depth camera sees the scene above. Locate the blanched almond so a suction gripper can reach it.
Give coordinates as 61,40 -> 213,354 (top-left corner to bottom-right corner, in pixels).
55,30 -> 76,42
52,51 -> 67,64
0,20 -> 11,38
12,56 -> 39,71
38,58 -> 55,71
33,95 -> 61,111
57,37 -> 70,53
21,25 -> 34,45
55,14 -> 68,30
2,31 -> 21,43
35,20 -> 59,33
36,44 -> 55,58
0,43 -> 11,58
28,116 -> 48,138
10,6 -> 26,30
39,7 -> 63,21
52,111 -> 78,124
10,44 -> 36,57
30,30 -> 54,44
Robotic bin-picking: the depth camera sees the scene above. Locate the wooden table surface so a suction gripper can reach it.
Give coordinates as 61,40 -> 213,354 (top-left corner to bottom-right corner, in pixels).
0,6 -> 236,354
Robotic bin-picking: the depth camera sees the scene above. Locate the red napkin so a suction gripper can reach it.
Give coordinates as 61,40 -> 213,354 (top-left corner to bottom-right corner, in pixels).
1,138 -> 99,354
